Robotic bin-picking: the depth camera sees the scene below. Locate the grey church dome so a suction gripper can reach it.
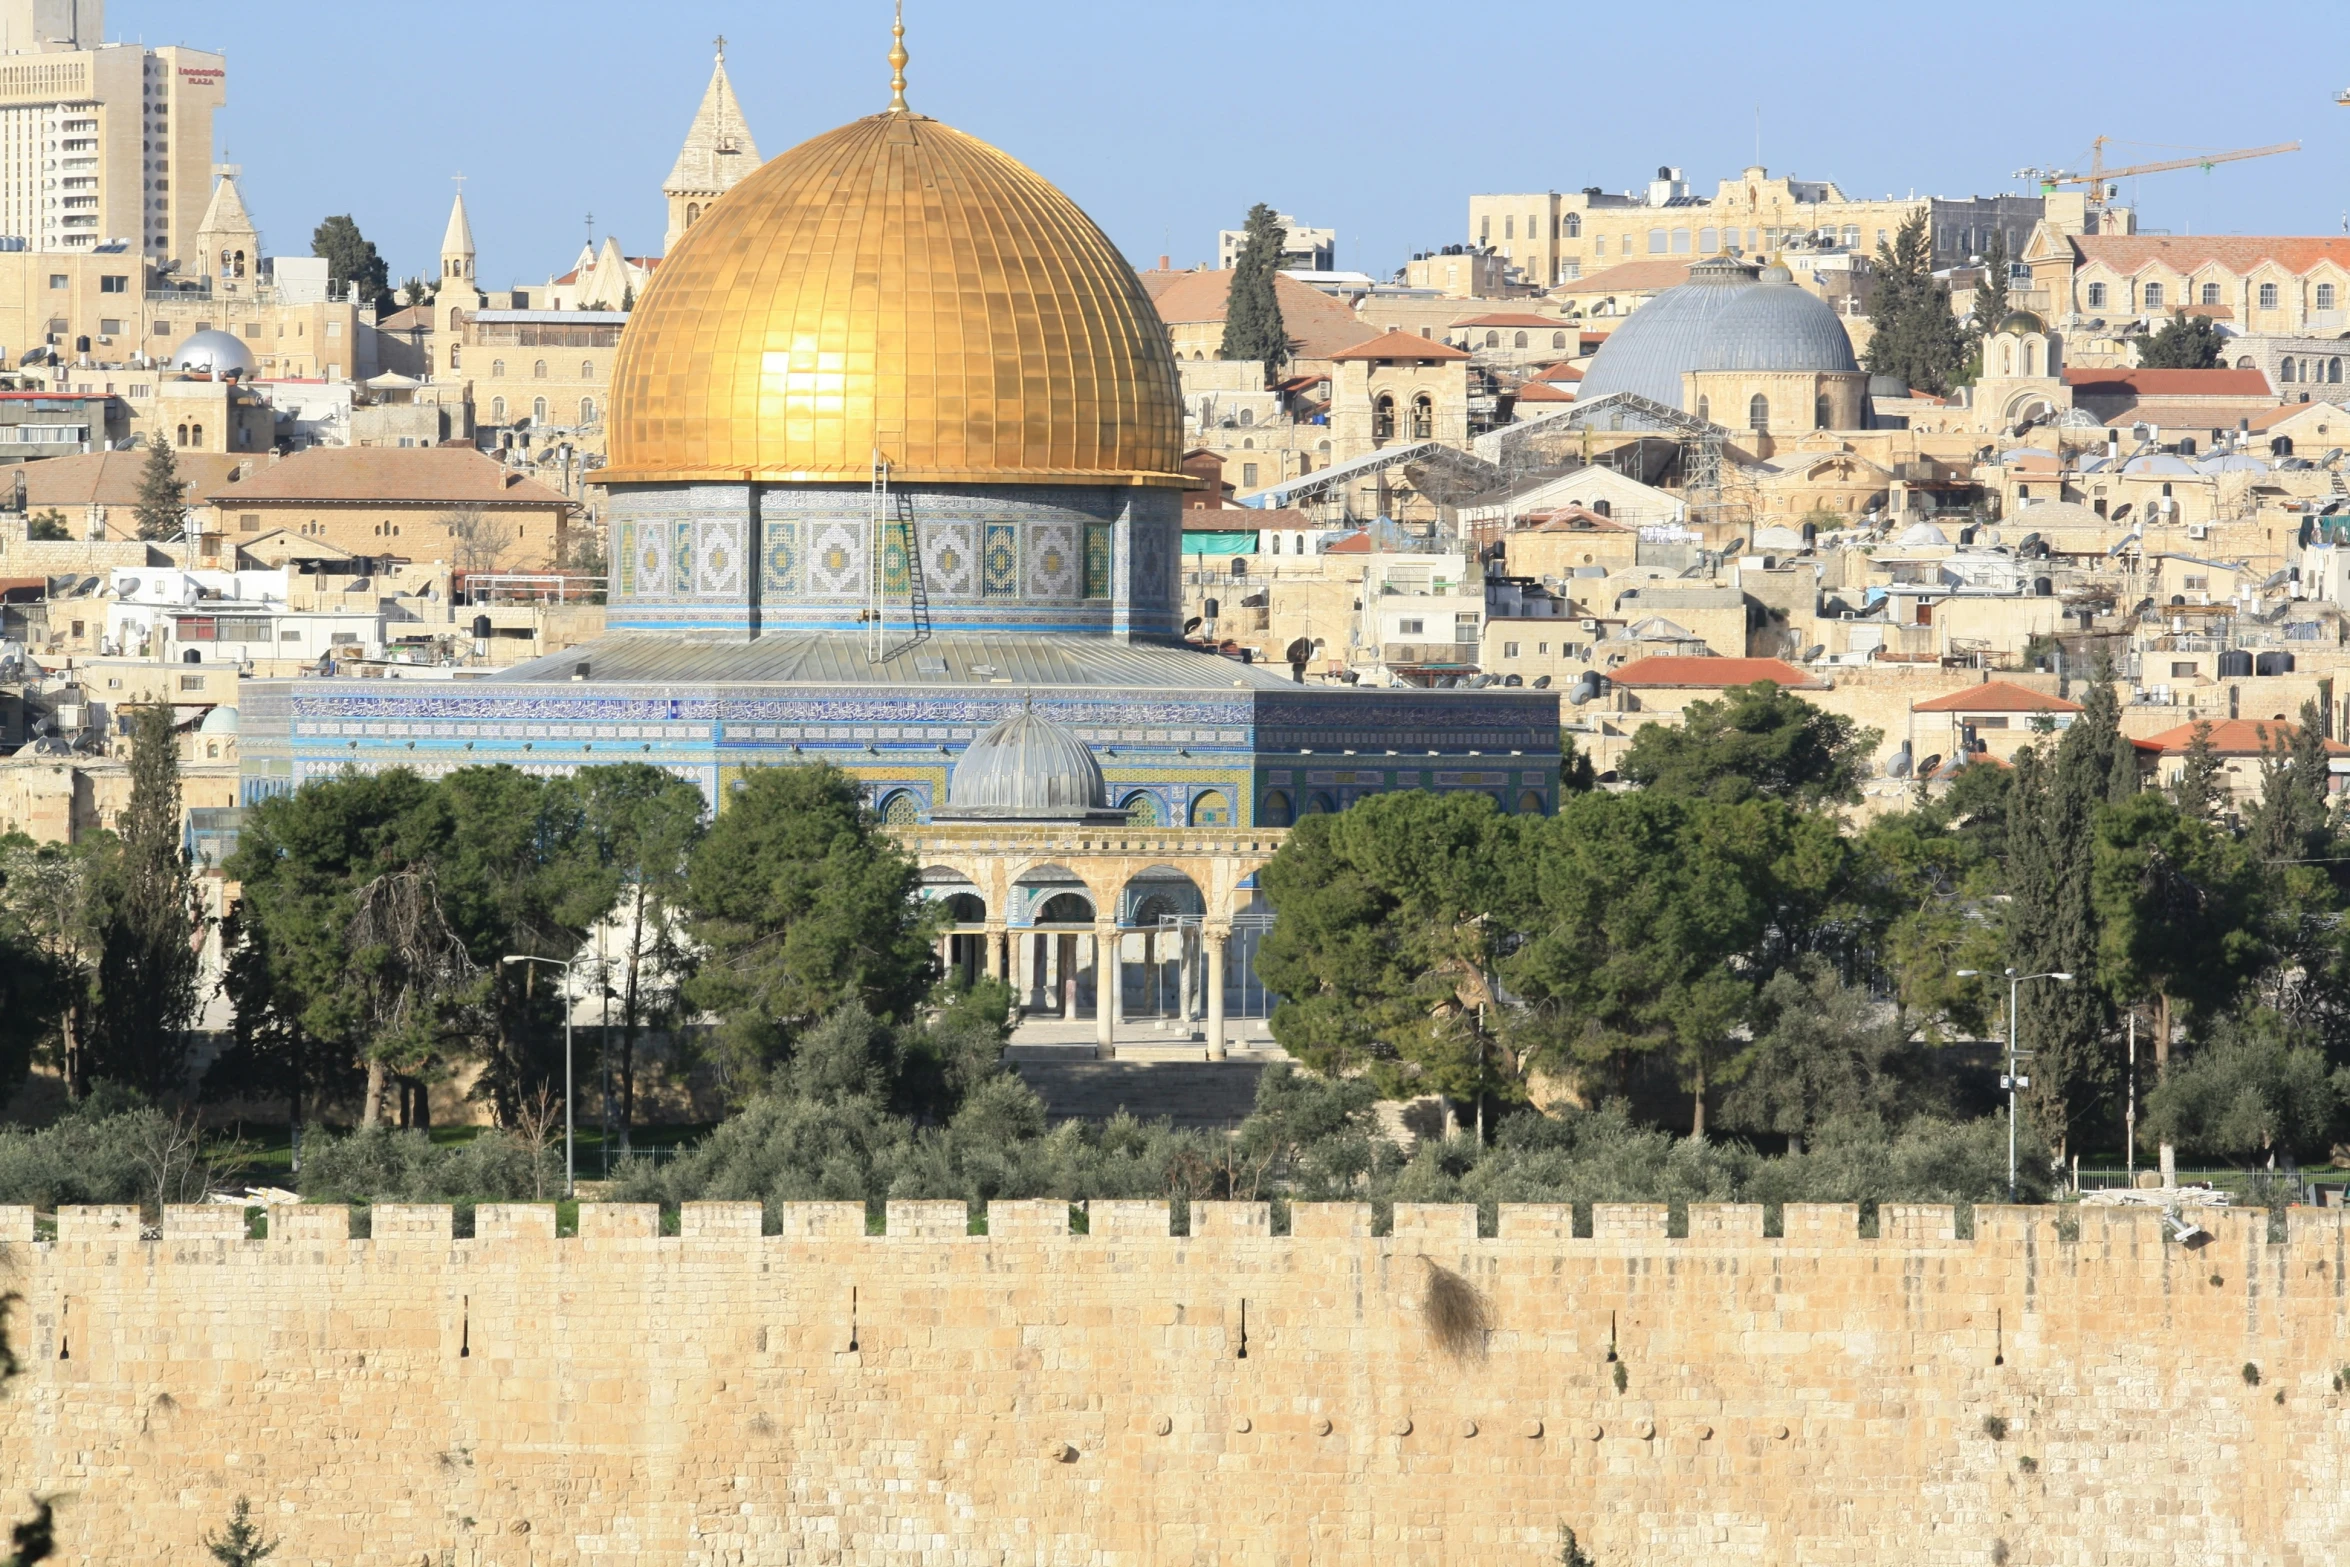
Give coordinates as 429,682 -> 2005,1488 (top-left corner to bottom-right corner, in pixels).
1697,267 -> 1860,375
1574,255 -> 1759,410
941,705 -> 1109,820
169,329 -> 258,379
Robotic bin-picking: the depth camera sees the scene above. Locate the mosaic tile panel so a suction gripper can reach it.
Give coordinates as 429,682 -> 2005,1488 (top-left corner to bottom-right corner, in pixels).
614,520 -> 637,595
672,520 -> 694,599
1083,523 -> 1111,600
633,519 -> 671,595
1028,521 -> 1077,598
923,521 -> 977,598
762,519 -> 799,595
982,522 -> 1019,598
696,518 -> 743,597
807,519 -> 866,597
882,520 -> 913,596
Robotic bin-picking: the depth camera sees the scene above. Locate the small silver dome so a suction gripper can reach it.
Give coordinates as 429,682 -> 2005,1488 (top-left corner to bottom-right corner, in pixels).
940,706 -> 1111,821
1695,275 -> 1861,375
198,705 -> 239,735
170,329 -> 258,379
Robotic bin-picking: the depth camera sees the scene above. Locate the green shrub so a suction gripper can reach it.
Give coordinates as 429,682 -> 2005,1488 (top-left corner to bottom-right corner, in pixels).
295,1127 -> 551,1205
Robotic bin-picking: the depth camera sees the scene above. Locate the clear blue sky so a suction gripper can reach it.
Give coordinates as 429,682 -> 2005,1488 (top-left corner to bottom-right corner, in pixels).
111,0 -> 2350,289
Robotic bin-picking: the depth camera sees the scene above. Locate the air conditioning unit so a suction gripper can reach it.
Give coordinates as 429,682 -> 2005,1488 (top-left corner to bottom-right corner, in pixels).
2186,524 -> 2209,540
1580,617 -> 1599,631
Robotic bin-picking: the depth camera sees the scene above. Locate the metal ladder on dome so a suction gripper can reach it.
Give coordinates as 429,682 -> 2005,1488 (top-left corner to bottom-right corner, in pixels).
867,448 -> 932,664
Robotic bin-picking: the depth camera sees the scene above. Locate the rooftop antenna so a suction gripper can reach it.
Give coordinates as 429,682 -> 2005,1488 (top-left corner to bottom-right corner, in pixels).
888,1 -> 909,111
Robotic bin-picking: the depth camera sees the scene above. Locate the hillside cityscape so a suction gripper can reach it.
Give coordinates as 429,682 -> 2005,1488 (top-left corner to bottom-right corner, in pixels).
1,2 -> 2348,1563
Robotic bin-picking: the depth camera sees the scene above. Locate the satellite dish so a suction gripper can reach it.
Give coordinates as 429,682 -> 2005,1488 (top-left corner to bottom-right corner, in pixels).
1285,638 -> 1313,664
117,576 -> 139,597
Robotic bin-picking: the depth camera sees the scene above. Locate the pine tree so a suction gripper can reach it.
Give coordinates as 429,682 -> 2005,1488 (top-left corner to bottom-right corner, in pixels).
133,435 -> 187,542
201,1498 -> 277,1567
2246,700 -> 2334,863
84,704 -> 204,1097
1864,213 -> 1968,396
311,214 -> 393,312
1219,203 -> 1290,380
2172,721 -> 2225,822
2134,312 -> 2225,371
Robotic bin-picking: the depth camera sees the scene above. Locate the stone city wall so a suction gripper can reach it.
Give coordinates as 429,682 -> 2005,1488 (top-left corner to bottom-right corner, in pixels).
2,1199 -> 2347,1565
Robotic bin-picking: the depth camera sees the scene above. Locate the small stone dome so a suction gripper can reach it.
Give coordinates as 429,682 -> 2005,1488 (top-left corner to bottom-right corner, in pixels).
941,705 -> 1109,820
197,705 -> 239,735
170,329 -> 258,379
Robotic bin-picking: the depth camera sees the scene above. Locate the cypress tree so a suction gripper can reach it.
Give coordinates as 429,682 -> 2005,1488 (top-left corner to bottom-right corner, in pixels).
85,704 -> 204,1097
1974,226 -> 2011,340
1220,203 -> 1290,381
133,434 -> 188,542
2171,721 -> 2224,822
1864,213 -> 1968,396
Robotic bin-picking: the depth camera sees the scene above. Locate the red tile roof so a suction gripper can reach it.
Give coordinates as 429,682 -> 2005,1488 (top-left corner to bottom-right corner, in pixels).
2062,368 -> 2274,396
1609,655 -> 1822,689
1533,361 -> 1585,382
1138,268 -> 1379,360
1322,531 -> 1376,554
2133,718 -> 2350,755
1327,329 -> 1472,363
2073,235 -> 2350,278
1555,259 -> 1696,294
203,447 -> 573,509
1913,680 -> 2082,714
1518,506 -> 1629,532
1515,382 -> 1575,402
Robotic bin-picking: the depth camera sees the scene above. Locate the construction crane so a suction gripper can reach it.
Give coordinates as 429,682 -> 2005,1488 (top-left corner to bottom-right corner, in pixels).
2013,137 -> 2299,229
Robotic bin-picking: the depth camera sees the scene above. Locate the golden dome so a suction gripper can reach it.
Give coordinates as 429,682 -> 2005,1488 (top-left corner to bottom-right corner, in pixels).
604,110 -> 1185,488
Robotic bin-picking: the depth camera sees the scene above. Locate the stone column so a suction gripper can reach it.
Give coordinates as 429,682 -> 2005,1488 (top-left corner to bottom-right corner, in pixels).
1206,927 -> 1228,1062
983,925 -> 1005,982
1179,927 -> 1196,1025
1095,920 -> 1119,1059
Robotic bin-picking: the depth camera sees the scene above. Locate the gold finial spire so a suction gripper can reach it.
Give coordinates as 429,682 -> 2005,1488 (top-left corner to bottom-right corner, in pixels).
888,2 -> 909,111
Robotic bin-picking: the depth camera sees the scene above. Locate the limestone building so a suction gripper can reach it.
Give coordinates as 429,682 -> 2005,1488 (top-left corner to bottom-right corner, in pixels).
0,0 -> 224,266
1470,165 -> 2061,289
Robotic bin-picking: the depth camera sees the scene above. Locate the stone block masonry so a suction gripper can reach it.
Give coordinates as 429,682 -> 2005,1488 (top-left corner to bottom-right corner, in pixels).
2,1201 -> 2348,1564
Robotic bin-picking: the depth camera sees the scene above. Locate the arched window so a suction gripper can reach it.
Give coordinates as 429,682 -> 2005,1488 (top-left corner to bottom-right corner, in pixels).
2142,282 -> 2164,309
491,396 -> 505,421
1514,331 -> 1529,349
175,423 -> 187,444
686,202 -> 700,227
491,360 -> 505,378
2023,340 -> 2037,376
2086,283 -> 2106,308
579,397 -> 596,424
2259,282 -> 2280,309
1998,341 -> 2013,376
1411,394 -> 1434,440
1695,395 -> 1709,424
1188,790 -> 1231,827
1671,228 -> 1691,253
1372,394 -> 1395,441
1302,792 -> 1336,816
1814,392 -> 1831,430
2282,359 -> 2297,383
877,790 -> 921,826
1647,228 -> 1667,254
191,424 -> 203,446
1241,437 -> 1254,450
580,359 -> 594,378
1563,214 -> 1580,239
2201,282 -> 2221,305
1261,789 -> 1293,827
1485,331 -> 1500,348
1229,556 -> 1247,579
2274,436 -> 2295,456
532,397 -> 548,424
1121,791 -> 1162,827
1237,408 -> 1254,427
1748,394 -> 1770,432
448,344 -> 460,369
1553,331 -> 1567,349
1517,790 -> 1545,815
532,360 -> 548,378
2332,358 -> 2343,383
2319,284 -> 2338,312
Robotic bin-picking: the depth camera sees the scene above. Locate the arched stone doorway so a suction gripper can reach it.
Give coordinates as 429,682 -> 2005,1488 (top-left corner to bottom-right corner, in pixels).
1121,867 -> 1206,1023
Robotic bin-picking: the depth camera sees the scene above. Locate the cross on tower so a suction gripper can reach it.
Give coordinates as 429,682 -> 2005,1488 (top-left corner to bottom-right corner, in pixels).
714,33 -> 726,60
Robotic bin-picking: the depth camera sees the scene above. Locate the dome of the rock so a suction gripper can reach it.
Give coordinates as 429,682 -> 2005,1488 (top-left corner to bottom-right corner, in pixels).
605,111 -> 1186,488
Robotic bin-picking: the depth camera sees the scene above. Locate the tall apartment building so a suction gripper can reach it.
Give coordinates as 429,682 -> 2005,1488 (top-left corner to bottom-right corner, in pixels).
1467,165 -> 2072,289
0,0 -> 224,265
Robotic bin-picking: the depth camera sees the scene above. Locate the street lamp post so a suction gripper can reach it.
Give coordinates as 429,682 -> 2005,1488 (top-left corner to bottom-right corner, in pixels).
1957,967 -> 2073,1202
504,953 -> 580,1201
